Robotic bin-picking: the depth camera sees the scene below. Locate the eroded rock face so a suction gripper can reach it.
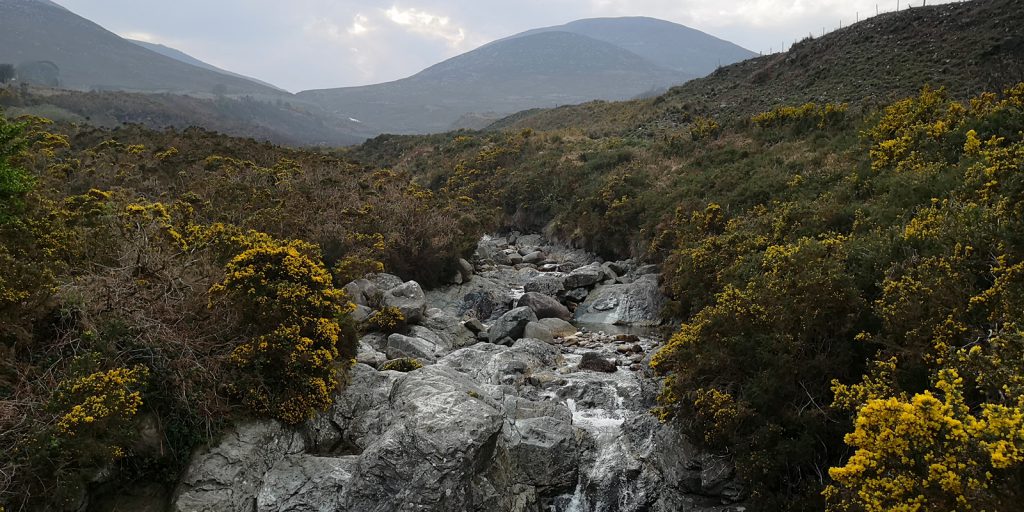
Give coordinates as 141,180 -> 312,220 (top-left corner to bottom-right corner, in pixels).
171,234 -> 743,512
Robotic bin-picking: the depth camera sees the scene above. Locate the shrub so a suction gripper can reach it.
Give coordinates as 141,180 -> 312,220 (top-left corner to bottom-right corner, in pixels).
211,241 -> 357,424
752,102 -> 849,132
365,306 -> 406,334
380,358 -> 423,372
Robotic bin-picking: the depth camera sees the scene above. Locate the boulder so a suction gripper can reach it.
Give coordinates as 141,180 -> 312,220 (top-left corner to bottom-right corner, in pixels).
487,306 -> 538,343
256,455 -> 356,511
385,333 -> 438,363
457,258 -> 474,282
364,273 -> 405,294
356,342 -> 387,368
343,279 -> 382,307
523,274 -> 566,296
538,318 -> 577,338
382,281 -> 426,324
563,287 -> 589,303
349,304 -> 373,323
463,318 -> 485,334
578,352 -> 617,373
516,292 -> 572,320
438,338 -> 560,386
563,263 -> 605,289
457,288 -> 511,321
600,262 -> 619,281
359,333 -> 388,353
339,366 -> 505,511
419,308 -> 475,350
493,397 -> 577,490
173,421 -> 305,512
573,275 -> 665,327
522,251 -> 546,264
522,321 -> 554,343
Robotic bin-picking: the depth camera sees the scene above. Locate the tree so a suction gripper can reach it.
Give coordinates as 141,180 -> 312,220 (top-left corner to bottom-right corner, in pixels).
0,64 -> 14,84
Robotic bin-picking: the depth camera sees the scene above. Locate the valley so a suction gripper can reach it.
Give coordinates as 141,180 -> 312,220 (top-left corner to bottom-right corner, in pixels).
2,0 -> 1024,511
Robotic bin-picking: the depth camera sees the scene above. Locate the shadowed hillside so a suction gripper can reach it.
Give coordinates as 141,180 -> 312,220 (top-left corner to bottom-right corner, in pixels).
0,0 -> 282,96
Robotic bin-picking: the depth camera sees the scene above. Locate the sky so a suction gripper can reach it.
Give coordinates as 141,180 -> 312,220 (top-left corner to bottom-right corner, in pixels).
56,0 -> 958,93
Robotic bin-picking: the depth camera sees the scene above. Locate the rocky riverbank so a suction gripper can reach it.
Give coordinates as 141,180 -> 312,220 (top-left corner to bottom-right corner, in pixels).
162,234 -> 746,512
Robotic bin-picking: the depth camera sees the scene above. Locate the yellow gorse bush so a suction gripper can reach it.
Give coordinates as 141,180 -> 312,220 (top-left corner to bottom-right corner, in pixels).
54,365 -> 148,437
211,240 -> 356,425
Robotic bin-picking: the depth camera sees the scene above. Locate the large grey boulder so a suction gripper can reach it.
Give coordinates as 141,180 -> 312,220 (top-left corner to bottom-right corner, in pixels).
516,292 -> 571,321
521,251 -> 546,265
339,366 -> 506,511
385,333 -> 439,363
438,339 -> 560,386
537,318 -> 577,338
573,275 -> 665,327
364,273 -> 405,295
173,421 -> 305,512
383,281 -> 427,324
487,306 -> 538,344
523,274 -> 566,296
256,456 -> 356,512
564,263 -> 605,289
489,397 -> 578,492
423,275 -> 511,321
522,322 -> 554,344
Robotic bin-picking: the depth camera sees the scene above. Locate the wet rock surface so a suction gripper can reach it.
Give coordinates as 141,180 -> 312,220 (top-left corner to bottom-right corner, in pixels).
172,234 -> 745,512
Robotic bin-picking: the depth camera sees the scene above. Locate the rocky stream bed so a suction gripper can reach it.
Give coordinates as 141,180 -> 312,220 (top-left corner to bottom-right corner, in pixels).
123,234 -> 747,512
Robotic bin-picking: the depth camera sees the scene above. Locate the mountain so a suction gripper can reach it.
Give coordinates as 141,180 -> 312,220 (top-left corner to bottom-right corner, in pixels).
506,17 -> 756,76
492,0 -> 1024,134
129,39 -> 286,92
0,0 -> 282,96
298,20 -> 753,135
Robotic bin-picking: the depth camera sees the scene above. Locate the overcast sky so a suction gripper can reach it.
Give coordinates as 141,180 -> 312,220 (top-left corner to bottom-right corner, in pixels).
56,0 -> 957,92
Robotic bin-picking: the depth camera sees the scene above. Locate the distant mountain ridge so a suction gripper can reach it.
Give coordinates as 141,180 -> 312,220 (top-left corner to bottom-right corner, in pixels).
504,17 -> 756,76
0,0 -> 282,96
298,18 -> 753,135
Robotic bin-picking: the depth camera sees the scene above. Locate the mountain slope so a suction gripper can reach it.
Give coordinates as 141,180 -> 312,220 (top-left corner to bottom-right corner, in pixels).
493,0 -> 1024,133
507,17 -> 756,76
0,0 -> 282,96
298,22 -> 742,135
129,39 -> 286,92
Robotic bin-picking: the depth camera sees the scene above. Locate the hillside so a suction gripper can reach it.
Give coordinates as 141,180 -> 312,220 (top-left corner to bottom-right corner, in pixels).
507,17 -> 756,77
0,0 -> 282,96
0,85 -> 373,146
298,19 -> 751,135
493,0 -> 1024,134
129,39 -> 286,93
